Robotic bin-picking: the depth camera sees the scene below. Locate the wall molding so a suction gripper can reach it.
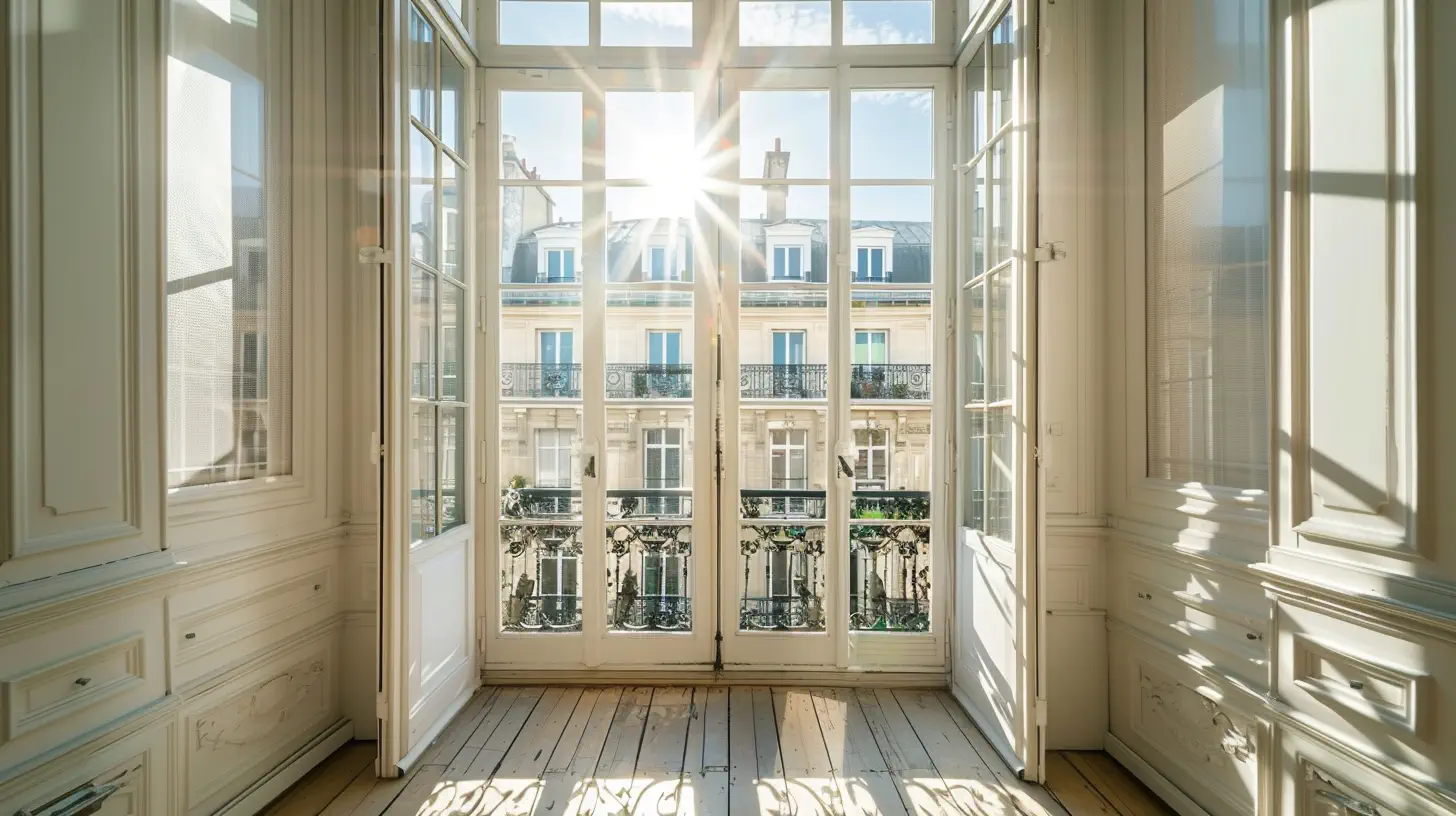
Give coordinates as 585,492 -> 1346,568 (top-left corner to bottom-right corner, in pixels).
212,719 -> 352,816
1257,563 -> 1456,643
481,668 -> 948,687
1104,733 -> 1214,816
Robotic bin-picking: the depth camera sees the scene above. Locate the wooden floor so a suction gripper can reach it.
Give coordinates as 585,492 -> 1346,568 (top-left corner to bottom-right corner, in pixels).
264,688 -> 1167,816
1044,752 -> 1176,816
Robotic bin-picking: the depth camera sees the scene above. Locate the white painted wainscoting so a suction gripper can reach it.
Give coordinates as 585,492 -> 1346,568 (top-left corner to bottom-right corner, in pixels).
0,1 -> 378,814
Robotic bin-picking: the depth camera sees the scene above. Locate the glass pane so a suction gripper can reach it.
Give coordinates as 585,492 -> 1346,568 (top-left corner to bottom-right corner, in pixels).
987,269 -> 1010,404
961,408 -> 985,530
739,185 -> 829,282
602,2 -> 693,46
499,1 -> 589,46
441,280 -> 464,401
605,91 -> 696,181
442,156 -> 463,279
440,406 -> 466,532
850,185 -> 932,283
409,7 -> 434,128
739,91 -> 830,179
501,92 -> 583,181
843,1 -> 933,45
964,44 -> 986,154
410,124 -> 438,267
411,405 -> 437,542
606,188 -> 696,283
738,1 -> 832,46
411,268 -> 437,399
990,10 -> 1013,130
501,186 -> 584,282
987,139 -> 1009,268
851,90 -> 933,179
966,157 -> 986,280
440,46 -> 467,154
166,0 -> 293,488
987,408 -> 1013,540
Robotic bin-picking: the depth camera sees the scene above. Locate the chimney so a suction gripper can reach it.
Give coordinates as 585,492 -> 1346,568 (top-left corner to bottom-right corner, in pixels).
763,137 -> 790,222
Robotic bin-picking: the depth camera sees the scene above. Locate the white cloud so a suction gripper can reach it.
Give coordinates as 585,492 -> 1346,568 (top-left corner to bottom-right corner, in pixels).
600,1 -> 693,30
737,1 -> 926,48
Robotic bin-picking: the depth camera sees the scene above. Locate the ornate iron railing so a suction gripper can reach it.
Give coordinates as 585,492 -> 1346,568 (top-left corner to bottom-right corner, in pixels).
737,524 -> 827,631
849,364 -> 931,401
499,523 -> 584,632
739,596 -> 823,631
740,488 -> 827,520
500,362 -> 581,399
536,271 -> 579,283
500,487 -> 694,519
740,364 -> 827,399
849,523 -> 931,632
605,364 -> 693,399
501,593 -> 582,631
607,523 -> 692,631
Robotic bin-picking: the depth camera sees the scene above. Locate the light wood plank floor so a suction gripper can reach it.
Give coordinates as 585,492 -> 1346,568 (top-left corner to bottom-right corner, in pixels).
264,688 -> 1165,816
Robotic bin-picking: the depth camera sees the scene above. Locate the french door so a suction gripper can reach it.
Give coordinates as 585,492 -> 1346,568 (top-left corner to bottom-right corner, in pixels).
480,66 -> 951,672
379,0 -> 479,772
951,0 -> 1042,780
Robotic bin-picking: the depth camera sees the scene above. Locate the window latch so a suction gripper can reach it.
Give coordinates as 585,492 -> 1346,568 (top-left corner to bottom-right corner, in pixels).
1033,242 -> 1066,263
358,245 -> 393,265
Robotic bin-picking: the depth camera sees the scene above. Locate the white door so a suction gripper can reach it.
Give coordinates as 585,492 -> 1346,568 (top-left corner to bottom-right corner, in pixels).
379,0 -> 478,773
952,0 -> 1042,780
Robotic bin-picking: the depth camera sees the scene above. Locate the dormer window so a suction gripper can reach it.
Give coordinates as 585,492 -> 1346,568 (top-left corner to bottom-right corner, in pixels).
648,245 -> 672,281
546,248 -> 576,282
855,247 -> 885,282
773,245 -> 804,280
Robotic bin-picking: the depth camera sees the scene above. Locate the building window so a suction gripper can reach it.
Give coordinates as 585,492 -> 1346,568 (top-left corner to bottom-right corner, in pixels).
769,428 -> 810,516
772,330 -> 807,366
642,553 -> 683,597
853,330 -> 888,364
545,248 -> 575,282
539,550 -> 579,620
648,245 -> 674,281
854,428 -> 889,489
648,330 -> 682,366
773,245 -> 804,280
855,246 -> 886,281
535,428 -> 575,488
644,427 -> 684,514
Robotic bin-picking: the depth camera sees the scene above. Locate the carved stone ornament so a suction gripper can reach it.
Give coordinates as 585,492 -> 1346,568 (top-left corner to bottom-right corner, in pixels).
196,660 -> 325,750
1305,764 -> 1384,816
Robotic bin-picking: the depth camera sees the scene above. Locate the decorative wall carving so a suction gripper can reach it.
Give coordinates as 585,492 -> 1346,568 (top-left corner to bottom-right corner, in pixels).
195,660 -> 325,751
1138,670 -> 1255,769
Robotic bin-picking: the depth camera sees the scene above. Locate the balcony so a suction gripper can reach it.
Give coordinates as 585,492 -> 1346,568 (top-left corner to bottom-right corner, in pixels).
501,362 -> 581,399
536,271 -> 578,284
502,593 -> 582,631
605,363 -> 693,399
850,364 -> 931,401
501,487 -> 693,519
740,363 -> 827,399
607,595 -> 692,631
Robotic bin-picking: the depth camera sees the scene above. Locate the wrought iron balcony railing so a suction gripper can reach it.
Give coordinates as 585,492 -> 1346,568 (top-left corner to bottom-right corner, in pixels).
501,487 -> 693,519
501,362 -> 581,399
740,364 -> 827,399
605,364 -> 693,399
536,271 -> 579,284
849,596 -> 930,631
849,364 -> 931,401
739,596 -> 825,631
500,593 -> 582,631
607,595 -> 692,631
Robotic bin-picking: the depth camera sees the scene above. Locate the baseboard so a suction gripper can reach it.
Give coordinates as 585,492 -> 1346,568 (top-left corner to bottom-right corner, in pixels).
215,718 -> 354,816
480,668 -> 947,688
396,685 -> 475,774
1104,732 -> 1212,816
947,683 -> 1025,777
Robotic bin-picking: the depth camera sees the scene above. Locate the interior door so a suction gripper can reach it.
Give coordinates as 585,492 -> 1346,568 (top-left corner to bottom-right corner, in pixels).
379,0 -> 478,773
951,0 -> 1042,780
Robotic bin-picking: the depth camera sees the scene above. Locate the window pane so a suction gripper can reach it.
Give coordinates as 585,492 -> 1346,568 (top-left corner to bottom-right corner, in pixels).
1145,0 -> 1270,489
987,140 -> 1009,268
499,1 -> 589,45
441,46 -> 467,154
739,91 -> 830,179
410,124 -> 437,267
989,10 -> 1013,130
606,91 -> 695,180
409,7 -> 434,127
441,281 -> 464,401
963,44 -> 986,154
411,269 -> 437,398
602,2 -> 692,46
166,0 -> 293,488
850,186 -> 932,283
739,1 -> 832,46
442,156 -> 463,279
740,184 -> 828,282
851,90 -> 933,179
440,406 -> 466,532
411,405 -> 437,542
501,92 -> 583,181
500,185 -> 583,281
843,1 -> 933,45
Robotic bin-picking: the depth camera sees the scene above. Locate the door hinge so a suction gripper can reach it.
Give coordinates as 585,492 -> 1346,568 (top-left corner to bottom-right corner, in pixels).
1032,445 -> 1043,467
1033,242 -> 1066,263
359,245 -> 394,265
370,431 -> 384,465
376,692 -> 389,719
1035,696 -> 1049,727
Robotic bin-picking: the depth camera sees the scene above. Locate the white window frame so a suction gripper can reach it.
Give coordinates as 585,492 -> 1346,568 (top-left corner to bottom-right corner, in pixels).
853,329 -> 889,364
772,244 -> 805,280
537,329 -> 574,364
851,226 -> 895,281
648,330 -> 682,365
545,247 -> 576,282
769,427 -> 809,491
642,552 -> 684,597
535,428 -> 576,487
644,427 -> 684,489
647,244 -> 673,281
853,427 -> 890,489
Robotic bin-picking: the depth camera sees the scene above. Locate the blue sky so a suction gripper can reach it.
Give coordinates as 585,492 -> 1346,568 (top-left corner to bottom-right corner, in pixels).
500,86 -> 934,224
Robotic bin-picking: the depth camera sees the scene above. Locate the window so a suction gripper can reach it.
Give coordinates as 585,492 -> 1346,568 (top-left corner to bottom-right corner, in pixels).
854,428 -> 889,488
853,330 -> 887,364
539,551 -> 579,620
1145,0 -> 1270,490
770,428 -> 809,493
855,246 -> 886,281
739,0 -> 934,48
644,427 -> 683,514
546,248 -> 576,282
648,246 -> 670,281
166,0 -> 293,489
773,245 -> 804,279
642,553 -> 683,596
648,331 -> 682,366
539,330 -> 573,364
772,330 -> 806,366
535,429 -> 575,487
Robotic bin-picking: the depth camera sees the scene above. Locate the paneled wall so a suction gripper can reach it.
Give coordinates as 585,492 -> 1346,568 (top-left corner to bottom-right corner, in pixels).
0,2 -> 372,815
1098,0 -> 1456,814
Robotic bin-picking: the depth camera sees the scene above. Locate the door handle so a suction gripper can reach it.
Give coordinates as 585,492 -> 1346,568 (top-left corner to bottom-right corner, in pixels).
584,454 -> 597,479
837,454 -> 854,479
